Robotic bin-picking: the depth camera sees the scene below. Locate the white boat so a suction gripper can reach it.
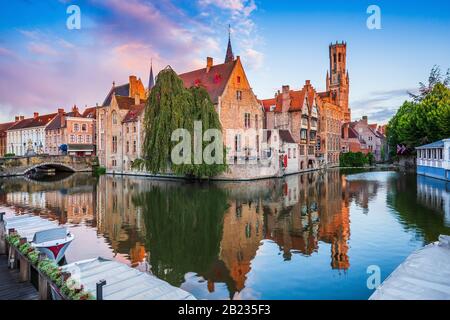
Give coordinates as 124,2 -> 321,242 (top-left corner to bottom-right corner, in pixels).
4,214 -> 74,263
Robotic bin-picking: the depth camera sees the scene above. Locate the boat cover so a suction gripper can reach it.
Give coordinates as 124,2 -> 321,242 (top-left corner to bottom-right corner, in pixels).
370,235 -> 450,300
4,215 -> 60,241
61,257 -> 196,300
33,228 -> 69,244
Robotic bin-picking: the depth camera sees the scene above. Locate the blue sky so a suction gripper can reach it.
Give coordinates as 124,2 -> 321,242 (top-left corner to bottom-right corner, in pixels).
1,0 -> 449,124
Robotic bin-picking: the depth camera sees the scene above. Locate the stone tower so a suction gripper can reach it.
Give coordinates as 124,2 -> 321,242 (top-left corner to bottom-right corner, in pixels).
326,41 -> 350,122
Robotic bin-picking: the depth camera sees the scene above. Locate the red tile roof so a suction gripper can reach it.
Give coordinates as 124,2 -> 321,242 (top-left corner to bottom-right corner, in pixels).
178,60 -> 237,104
123,104 -> 145,123
0,122 -> 15,134
82,107 -> 97,119
8,113 -> 57,131
261,83 -> 317,113
260,98 -> 276,112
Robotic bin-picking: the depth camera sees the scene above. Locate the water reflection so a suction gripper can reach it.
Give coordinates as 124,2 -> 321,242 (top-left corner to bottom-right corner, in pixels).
0,169 -> 449,299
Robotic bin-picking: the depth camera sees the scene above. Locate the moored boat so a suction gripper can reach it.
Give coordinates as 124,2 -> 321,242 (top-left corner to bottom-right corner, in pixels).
4,214 -> 74,263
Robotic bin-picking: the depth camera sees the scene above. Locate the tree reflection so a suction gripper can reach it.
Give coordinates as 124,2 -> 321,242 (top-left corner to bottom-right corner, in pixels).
132,184 -> 229,286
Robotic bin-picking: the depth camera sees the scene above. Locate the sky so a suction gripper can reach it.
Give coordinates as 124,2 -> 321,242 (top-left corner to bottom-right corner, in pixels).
1,0 -> 450,124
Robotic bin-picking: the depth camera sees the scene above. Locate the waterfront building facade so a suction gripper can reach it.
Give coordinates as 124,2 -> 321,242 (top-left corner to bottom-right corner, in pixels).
0,121 -> 17,157
416,138 -> 450,181
96,75 -> 147,169
45,106 -> 96,156
6,112 -> 57,156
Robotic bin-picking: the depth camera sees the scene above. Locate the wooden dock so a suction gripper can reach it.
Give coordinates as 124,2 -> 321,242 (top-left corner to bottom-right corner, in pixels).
0,254 -> 38,300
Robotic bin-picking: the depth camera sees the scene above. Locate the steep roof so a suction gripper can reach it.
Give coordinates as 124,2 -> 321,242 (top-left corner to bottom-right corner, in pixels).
260,98 -> 276,112
102,83 -> 130,106
279,130 -> 296,143
178,60 -> 237,104
45,114 -> 65,131
123,104 -> 146,123
0,122 -> 15,134
115,96 -> 144,110
82,107 -> 96,119
8,113 -> 57,131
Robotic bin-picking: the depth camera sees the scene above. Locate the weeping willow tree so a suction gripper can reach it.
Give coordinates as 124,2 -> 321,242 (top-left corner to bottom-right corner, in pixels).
134,67 -> 227,178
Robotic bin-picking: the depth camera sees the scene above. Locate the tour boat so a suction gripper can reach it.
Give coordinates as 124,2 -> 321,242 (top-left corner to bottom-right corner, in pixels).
4,214 -> 74,263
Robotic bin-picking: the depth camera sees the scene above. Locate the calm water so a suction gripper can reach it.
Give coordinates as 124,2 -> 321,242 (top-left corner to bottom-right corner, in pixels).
1,169 -> 449,299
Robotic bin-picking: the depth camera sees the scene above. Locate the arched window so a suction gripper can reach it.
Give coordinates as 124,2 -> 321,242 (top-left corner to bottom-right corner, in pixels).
112,111 -> 118,125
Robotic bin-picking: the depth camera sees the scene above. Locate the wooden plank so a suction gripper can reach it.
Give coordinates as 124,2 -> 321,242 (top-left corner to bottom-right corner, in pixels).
0,254 -> 38,300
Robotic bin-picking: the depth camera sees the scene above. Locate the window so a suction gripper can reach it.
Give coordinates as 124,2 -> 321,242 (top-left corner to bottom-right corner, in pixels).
112,111 -> 118,125
133,140 -> 137,153
288,148 -> 291,159
81,124 -> 87,132
133,126 -> 136,133
309,131 -> 316,141
112,159 -> 117,167
300,129 -> 307,140
86,135 -> 91,144
255,115 -> 259,130
73,123 -> 79,132
70,135 -> 75,143
126,125 -> 129,134
244,113 -> 251,128
368,136 -> 373,141
126,141 -> 129,153
293,148 -> 297,159
236,90 -> 242,100
338,53 -> 342,62
300,145 -> 305,156
235,134 -> 241,152
237,76 -> 241,84
112,136 -> 117,153
78,135 -> 84,143
308,146 -> 314,155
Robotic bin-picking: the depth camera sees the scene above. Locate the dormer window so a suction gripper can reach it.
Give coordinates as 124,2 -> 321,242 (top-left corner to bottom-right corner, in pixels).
236,90 -> 242,100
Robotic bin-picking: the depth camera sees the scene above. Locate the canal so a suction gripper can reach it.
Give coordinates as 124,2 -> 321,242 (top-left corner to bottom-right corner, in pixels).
0,169 -> 449,299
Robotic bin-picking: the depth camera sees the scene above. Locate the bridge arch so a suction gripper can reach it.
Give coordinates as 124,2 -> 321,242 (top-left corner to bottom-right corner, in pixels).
22,163 -> 76,175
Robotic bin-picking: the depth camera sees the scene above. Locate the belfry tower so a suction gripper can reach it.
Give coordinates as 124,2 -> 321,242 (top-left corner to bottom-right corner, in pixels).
326,41 -> 350,122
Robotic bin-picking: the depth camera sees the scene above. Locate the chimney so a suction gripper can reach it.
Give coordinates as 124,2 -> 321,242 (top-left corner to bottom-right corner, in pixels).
305,80 -> 311,86
34,112 -> 39,119
72,105 -> 78,113
135,93 -> 140,105
282,85 -> 290,94
58,108 -> 64,115
362,115 -> 368,125
15,116 -> 19,122
20,116 -> 25,121
206,57 -> 213,72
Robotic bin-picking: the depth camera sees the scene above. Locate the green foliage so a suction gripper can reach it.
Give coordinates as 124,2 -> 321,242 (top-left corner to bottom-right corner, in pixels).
340,152 -> 371,167
93,166 -> 106,176
132,184 -> 228,287
388,68 -> 450,157
5,234 -> 20,247
3,153 -> 15,158
136,67 -> 227,178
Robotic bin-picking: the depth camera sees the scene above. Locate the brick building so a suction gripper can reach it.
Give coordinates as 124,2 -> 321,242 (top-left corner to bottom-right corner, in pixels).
96,75 -> 147,170
178,34 -> 264,162
45,106 -> 96,156
0,121 -> 17,157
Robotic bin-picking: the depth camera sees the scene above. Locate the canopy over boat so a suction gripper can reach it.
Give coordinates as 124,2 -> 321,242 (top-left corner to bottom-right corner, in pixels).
60,257 -> 196,300
4,214 -> 73,263
370,235 -> 450,300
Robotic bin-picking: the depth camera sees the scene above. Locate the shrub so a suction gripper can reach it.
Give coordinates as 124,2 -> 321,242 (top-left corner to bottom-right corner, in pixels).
93,166 -> 106,176
3,153 -> 15,157
340,152 -> 370,167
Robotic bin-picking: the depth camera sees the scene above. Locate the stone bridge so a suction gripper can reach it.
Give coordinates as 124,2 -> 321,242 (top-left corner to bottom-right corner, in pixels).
0,155 -> 97,177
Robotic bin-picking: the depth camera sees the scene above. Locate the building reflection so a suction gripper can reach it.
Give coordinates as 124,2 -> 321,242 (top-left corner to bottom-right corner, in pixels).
0,170 -> 403,299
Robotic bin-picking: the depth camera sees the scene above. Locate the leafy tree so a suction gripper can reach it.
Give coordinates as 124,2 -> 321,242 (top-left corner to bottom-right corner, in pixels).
388,66 -> 450,157
408,65 -> 450,102
134,67 -> 227,178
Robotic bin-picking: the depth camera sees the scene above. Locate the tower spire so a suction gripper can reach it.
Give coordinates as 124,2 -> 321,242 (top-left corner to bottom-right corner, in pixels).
224,24 -> 234,63
148,58 -> 155,90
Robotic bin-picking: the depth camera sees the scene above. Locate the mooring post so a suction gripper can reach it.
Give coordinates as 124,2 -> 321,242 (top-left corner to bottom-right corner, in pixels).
38,252 -> 50,300
19,237 -> 30,282
0,212 -> 5,255
96,279 -> 107,300
7,228 -> 16,269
